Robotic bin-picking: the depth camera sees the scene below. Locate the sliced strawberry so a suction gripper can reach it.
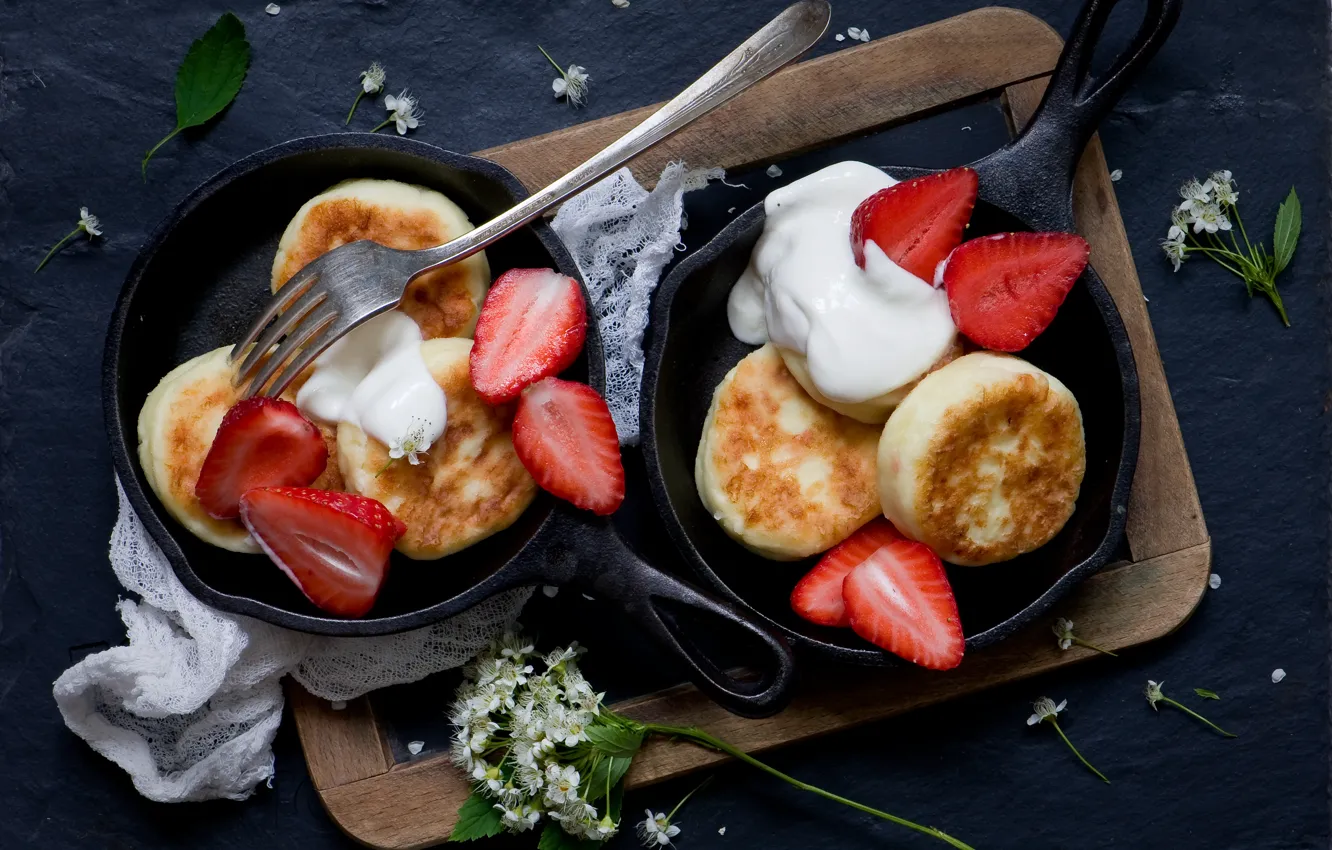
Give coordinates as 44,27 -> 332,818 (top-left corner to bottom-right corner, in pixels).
841,539 -> 964,669
239,487 -> 406,617
512,378 -> 624,516
850,166 -> 979,281
470,268 -> 587,405
791,518 -> 904,627
943,231 -> 1090,352
195,397 -> 327,519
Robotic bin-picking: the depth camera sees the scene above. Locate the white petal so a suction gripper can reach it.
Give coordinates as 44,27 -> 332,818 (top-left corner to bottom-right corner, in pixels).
834,33 -> 845,41
384,94 -> 397,110
613,0 -> 630,6
766,164 -> 783,178
1208,573 -> 1221,589
330,700 -> 347,710
1026,714 -> 1039,726
1271,668 -> 1286,683
407,740 -> 425,755
542,585 -> 559,597
552,77 -> 567,96
718,827 -> 727,835
1109,168 -> 1122,182
265,3 -> 280,14
1054,699 -> 1067,712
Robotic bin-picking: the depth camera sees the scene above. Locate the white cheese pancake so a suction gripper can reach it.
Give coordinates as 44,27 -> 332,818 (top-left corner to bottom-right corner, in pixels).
271,178 -> 490,340
695,344 -> 882,561
337,338 -> 536,560
878,351 -> 1085,566
136,346 -> 341,553
779,339 -> 965,424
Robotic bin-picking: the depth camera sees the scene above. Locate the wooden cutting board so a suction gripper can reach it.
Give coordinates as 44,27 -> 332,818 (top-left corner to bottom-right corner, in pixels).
290,8 -> 1209,847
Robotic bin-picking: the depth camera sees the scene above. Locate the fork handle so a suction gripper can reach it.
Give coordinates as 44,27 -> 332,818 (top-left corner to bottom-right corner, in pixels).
410,0 -> 830,277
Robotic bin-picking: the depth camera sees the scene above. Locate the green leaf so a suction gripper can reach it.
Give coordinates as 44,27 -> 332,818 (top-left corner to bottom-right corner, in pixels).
538,823 -> 603,850
143,12 -> 251,177
450,790 -> 504,842
586,724 -> 645,758
582,755 -> 634,803
1272,187 -> 1302,275
1194,688 -> 1220,700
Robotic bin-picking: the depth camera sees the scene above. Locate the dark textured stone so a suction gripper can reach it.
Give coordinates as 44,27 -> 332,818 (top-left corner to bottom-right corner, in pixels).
0,0 -> 1326,848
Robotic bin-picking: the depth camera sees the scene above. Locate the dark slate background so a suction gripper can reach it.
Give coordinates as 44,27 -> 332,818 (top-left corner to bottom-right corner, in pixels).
0,0 -> 1328,848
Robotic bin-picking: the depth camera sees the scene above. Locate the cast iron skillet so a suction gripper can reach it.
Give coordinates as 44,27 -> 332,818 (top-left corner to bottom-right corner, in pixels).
642,0 -> 1180,664
104,134 -> 795,717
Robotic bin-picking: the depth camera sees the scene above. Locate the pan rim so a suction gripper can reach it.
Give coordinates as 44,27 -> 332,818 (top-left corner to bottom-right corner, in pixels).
102,133 -> 599,637
640,180 -> 1140,666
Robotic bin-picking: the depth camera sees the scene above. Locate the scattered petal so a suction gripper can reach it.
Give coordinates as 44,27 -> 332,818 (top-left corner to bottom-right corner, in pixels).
581,593 -> 595,601
612,0 -> 631,7
1208,573 -> 1221,590
1271,668 -> 1286,683
719,826 -> 727,835
330,700 -> 347,710
1109,168 -> 1123,182
265,3 -> 280,14
542,585 -> 559,598
407,740 -> 425,755
727,207 -> 736,213
766,164 -> 783,178
834,33 -> 845,41
961,125 -> 972,131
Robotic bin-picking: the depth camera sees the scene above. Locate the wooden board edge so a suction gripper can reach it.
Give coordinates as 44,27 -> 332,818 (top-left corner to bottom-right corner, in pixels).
288,682 -> 394,791
1000,77 -> 1208,561
478,6 -> 1065,191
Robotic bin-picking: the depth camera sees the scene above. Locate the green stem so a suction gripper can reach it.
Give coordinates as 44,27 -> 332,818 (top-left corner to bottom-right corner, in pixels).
1266,286 -> 1290,326
1072,637 -> 1119,658
1184,242 -> 1246,278
1230,205 -> 1255,257
370,117 -> 394,133
642,723 -> 977,850
34,226 -> 84,273
537,44 -> 566,77
346,89 -> 367,125
1048,720 -> 1109,783
142,126 -> 183,179
1160,697 -> 1237,737
666,777 -> 711,821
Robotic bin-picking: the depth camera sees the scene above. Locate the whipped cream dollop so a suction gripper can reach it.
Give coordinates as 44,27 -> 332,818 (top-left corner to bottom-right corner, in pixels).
296,310 -> 447,451
727,161 -> 957,404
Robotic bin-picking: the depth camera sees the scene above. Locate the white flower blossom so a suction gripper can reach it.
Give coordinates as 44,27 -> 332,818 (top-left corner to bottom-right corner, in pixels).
552,64 -> 591,106
1210,169 -> 1239,206
544,764 -> 581,805
1162,237 -> 1186,272
388,418 -> 432,465
1144,679 -> 1164,709
79,207 -> 102,237
1178,177 -> 1214,215
361,62 -> 386,94
1026,696 -> 1067,726
495,802 -> 541,832
638,810 -> 682,847
1052,617 -> 1075,651
1192,202 -> 1231,234
1168,208 -> 1190,242
382,90 -> 422,135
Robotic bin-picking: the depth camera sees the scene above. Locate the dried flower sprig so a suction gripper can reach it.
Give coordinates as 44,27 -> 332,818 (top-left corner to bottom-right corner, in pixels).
1161,170 -> 1301,326
372,89 -> 421,135
449,631 -> 976,849
1052,617 -> 1118,657
348,62 -> 386,124
1144,681 -> 1236,738
539,45 -> 590,107
35,208 -> 102,273
1027,696 -> 1108,783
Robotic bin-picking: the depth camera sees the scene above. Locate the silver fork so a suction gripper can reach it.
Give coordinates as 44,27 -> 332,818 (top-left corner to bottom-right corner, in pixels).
231,0 -> 830,398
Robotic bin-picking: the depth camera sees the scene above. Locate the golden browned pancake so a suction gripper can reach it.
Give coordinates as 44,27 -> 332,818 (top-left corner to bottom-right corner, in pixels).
271,179 -> 490,340
878,352 -> 1085,566
695,344 -> 882,561
337,338 -> 536,560
136,346 -> 342,553
779,337 -> 965,424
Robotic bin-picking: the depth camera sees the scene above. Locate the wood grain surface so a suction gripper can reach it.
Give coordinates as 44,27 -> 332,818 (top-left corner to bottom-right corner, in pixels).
294,9 -> 1210,847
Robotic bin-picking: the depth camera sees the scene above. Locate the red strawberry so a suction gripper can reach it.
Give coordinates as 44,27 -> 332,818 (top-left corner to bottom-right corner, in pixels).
239,487 -> 406,617
850,166 -> 979,281
470,268 -> 587,405
195,397 -> 328,519
943,231 -> 1090,352
512,378 -> 625,516
791,517 -> 904,627
841,539 -> 964,669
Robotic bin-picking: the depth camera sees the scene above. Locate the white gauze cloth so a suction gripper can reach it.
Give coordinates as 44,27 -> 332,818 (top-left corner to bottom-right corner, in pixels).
52,162 -> 713,803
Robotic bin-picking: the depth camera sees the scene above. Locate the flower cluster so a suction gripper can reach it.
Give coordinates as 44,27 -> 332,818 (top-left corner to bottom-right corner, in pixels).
1162,170 -> 1236,270
450,630 -> 625,841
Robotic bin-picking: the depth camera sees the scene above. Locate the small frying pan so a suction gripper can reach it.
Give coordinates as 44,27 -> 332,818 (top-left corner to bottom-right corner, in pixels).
104,135 -> 795,717
641,0 -> 1180,664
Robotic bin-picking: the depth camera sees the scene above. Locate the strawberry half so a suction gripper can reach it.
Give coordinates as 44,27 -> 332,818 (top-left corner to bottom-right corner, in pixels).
850,166 -> 979,281
470,268 -> 588,405
239,487 -> 406,617
943,231 -> 1090,352
195,397 -> 328,519
841,538 -> 964,670
512,377 -> 625,516
791,517 -> 904,627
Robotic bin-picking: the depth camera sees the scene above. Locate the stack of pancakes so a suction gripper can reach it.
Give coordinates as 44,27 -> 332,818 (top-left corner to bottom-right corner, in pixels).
138,179 -> 535,560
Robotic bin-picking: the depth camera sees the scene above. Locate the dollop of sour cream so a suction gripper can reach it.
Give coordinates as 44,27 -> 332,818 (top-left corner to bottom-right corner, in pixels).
296,311 -> 447,451
726,161 -> 957,404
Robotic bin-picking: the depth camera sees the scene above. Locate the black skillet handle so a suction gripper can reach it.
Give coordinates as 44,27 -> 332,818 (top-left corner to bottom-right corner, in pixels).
972,0 -> 1182,230
569,522 -> 796,718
